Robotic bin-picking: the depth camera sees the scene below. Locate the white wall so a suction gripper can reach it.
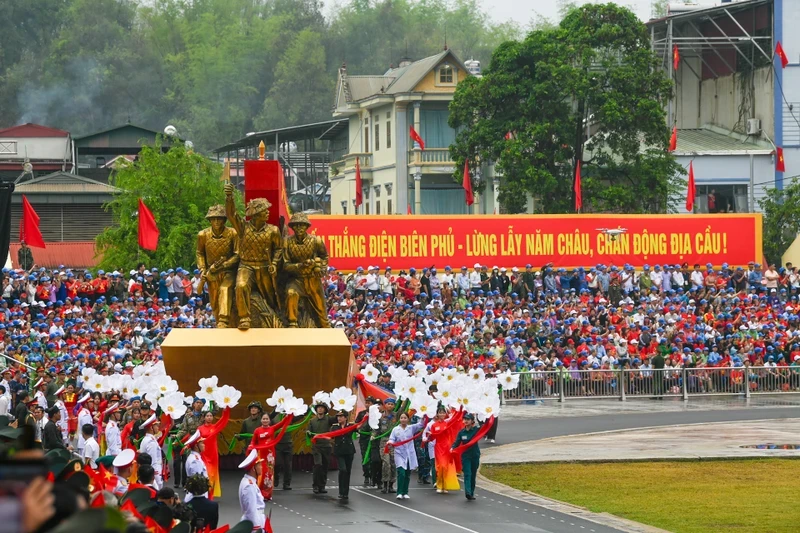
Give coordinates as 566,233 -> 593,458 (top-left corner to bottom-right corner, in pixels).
693,68 -> 774,137
0,136 -> 70,161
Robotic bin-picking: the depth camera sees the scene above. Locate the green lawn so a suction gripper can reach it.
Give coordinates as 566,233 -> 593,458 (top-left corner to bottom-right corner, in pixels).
482,459 -> 800,533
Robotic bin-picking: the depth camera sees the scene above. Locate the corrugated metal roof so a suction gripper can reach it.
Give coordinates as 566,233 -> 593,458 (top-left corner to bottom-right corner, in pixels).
13,182 -> 118,194
347,76 -> 396,101
0,123 -> 70,138
675,127 -> 773,154
9,242 -> 100,268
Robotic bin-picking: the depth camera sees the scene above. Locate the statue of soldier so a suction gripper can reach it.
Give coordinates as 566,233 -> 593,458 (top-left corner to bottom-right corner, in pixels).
224,183 -> 283,330
283,212 -> 330,328
196,205 -> 239,328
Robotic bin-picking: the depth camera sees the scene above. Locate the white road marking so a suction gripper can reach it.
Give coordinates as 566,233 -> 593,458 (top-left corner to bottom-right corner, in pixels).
351,488 -> 481,533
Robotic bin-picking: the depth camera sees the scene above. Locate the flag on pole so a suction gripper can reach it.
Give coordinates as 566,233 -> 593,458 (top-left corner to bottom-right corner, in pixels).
19,195 -> 45,248
776,147 -> 786,172
354,157 -> 363,212
574,160 -> 582,212
776,41 -> 789,69
673,45 -> 680,72
669,126 -> 678,152
137,198 -> 159,251
220,161 -> 230,182
463,160 -> 474,206
409,126 -> 425,151
686,161 -> 696,212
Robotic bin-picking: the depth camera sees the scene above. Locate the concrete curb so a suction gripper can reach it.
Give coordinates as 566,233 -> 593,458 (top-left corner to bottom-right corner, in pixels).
476,471 -> 673,533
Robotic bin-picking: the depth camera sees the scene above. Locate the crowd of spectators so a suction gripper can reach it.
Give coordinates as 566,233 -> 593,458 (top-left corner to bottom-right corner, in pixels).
2,259 -> 800,406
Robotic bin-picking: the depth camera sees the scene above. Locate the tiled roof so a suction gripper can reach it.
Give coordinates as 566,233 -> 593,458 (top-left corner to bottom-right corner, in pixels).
9,242 -> 100,269
0,123 -> 70,138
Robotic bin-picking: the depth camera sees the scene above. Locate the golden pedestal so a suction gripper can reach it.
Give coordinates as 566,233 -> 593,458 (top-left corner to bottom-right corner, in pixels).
162,328 -> 356,419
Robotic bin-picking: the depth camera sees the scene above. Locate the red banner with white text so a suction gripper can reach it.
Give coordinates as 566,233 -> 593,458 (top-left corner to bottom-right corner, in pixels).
306,214 -> 762,271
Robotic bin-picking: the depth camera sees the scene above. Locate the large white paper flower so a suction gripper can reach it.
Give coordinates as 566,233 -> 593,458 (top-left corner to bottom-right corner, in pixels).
412,361 -> 427,378
159,392 -> 188,420
385,365 -> 406,380
410,393 -> 438,417
397,376 -> 426,400
149,361 -> 167,376
360,363 -> 379,383
468,367 -> 485,382
152,375 -> 180,398
81,367 -> 97,381
213,385 -> 241,408
368,404 -> 382,430
129,379 -> 146,399
498,370 -> 520,391
133,362 -> 158,379
425,369 -> 444,388
267,386 -> 294,412
312,391 -> 331,407
196,376 -> 219,402
433,382 -> 458,408
284,396 -> 308,417
441,367 -> 457,382
119,376 -> 134,399
84,375 -> 107,394
329,386 -> 357,412
476,397 -> 500,422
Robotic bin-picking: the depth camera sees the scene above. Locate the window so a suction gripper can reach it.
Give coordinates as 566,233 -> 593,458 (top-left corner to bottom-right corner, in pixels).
364,127 -> 369,152
365,202 -> 370,215
376,201 -> 381,214
439,65 -> 454,84
0,141 -> 17,154
386,121 -> 392,149
387,199 -> 393,214
375,124 -> 380,151
694,185 -> 749,213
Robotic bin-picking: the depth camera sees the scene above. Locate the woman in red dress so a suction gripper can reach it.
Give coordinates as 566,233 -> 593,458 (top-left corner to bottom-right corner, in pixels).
198,406 -> 230,498
247,413 -> 286,500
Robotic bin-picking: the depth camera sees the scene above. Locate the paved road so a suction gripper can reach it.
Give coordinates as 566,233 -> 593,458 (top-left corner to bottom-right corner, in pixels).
211,404 -> 800,532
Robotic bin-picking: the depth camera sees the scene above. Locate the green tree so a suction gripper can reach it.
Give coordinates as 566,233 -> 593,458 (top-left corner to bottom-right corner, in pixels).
255,29 -> 334,130
96,141 -> 239,270
448,2 -> 683,214
759,180 -> 800,265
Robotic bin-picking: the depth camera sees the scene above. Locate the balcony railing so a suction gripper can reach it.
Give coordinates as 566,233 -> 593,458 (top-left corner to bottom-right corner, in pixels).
407,148 -> 454,166
330,152 -> 372,178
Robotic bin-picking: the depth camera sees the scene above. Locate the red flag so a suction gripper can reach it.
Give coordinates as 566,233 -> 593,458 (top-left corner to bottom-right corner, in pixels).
407,204 -> 412,215
504,131 -> 514,140
264,508 -> 274,533
354,157 -> 363,210
669,126 -> 678,152
574,160 -> 582,212
19,195 -> 45,249
673,45 -> 680,72
776,147 -> 786,172
686,161 -> 696,212
462,160 -> 474,206
137,198 -> 159,251
776,41 -> 789,69
409,126 -> 425,151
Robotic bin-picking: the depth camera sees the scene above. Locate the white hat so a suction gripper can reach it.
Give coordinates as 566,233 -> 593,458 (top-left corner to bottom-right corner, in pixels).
112,449 -> 136,468
474,263 -> 481,268
55,385 -> 65,396
34,378 -> 44,388
238,449 -> 260,470
184,430 -> 203,448
140,413 -> 158,429
77,393 -> 91,404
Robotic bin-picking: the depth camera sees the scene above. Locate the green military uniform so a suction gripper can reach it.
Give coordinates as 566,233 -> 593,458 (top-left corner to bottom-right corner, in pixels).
331,421 -> 356,499
45,378 -> 58,408
271,411 -> 294,489
308,412 -> 337,493
453,423 -> 481,500
652,353 -> 666,398
239,415 -> 261,440
375,413 -> 396,493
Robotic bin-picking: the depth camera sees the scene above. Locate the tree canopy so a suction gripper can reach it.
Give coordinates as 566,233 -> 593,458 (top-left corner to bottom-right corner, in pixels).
0,0 -> 518,151
448,2 -> 684,214
95,142 -> 242,270
759,180 -> 800,265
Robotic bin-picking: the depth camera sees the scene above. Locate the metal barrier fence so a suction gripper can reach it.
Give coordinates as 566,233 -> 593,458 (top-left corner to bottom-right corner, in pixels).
502,366 -> 800,403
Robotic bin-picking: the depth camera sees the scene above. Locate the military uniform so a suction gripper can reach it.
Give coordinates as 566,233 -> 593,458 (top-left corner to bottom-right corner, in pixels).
270,411 -> 293,489
354,408 -> 372,485
308,413 -> 337,493
376,414 -> 396,493
197,207 -> 239,328
453,424 -> 481,500
239,473 -> 265,528
175,411 -> 203,487
331,422 -> 356,499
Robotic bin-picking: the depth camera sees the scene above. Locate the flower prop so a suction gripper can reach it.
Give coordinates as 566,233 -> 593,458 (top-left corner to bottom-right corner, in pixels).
84,375 -> 107,394
266,386 -> 294,412
159,392 -> 188,420
329,386 -> 357,412
468,367 -> 485,382
410,393 -> 438,417
360,363 -> 379,383
196,376 -> 219,402
284,397 -> 308,417
368,404 -> 382,430
498,370 -> 520,390
312,391 -> 331,407
151,375 -> 180,399
395,375 -> 425,400
214,385 -> 242,408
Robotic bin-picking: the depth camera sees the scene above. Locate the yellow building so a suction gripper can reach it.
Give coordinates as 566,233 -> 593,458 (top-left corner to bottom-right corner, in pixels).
327,50 -> 495,215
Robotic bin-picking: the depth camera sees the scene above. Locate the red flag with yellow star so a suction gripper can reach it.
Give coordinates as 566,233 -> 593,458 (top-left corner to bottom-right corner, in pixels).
776,147 -> 786,172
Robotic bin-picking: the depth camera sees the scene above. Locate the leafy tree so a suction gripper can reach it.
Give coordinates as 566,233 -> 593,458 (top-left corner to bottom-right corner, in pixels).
256,30 -> 333,130
759,180 -> 800,265
448,2 -> 683,214
96,141 -> 241,270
